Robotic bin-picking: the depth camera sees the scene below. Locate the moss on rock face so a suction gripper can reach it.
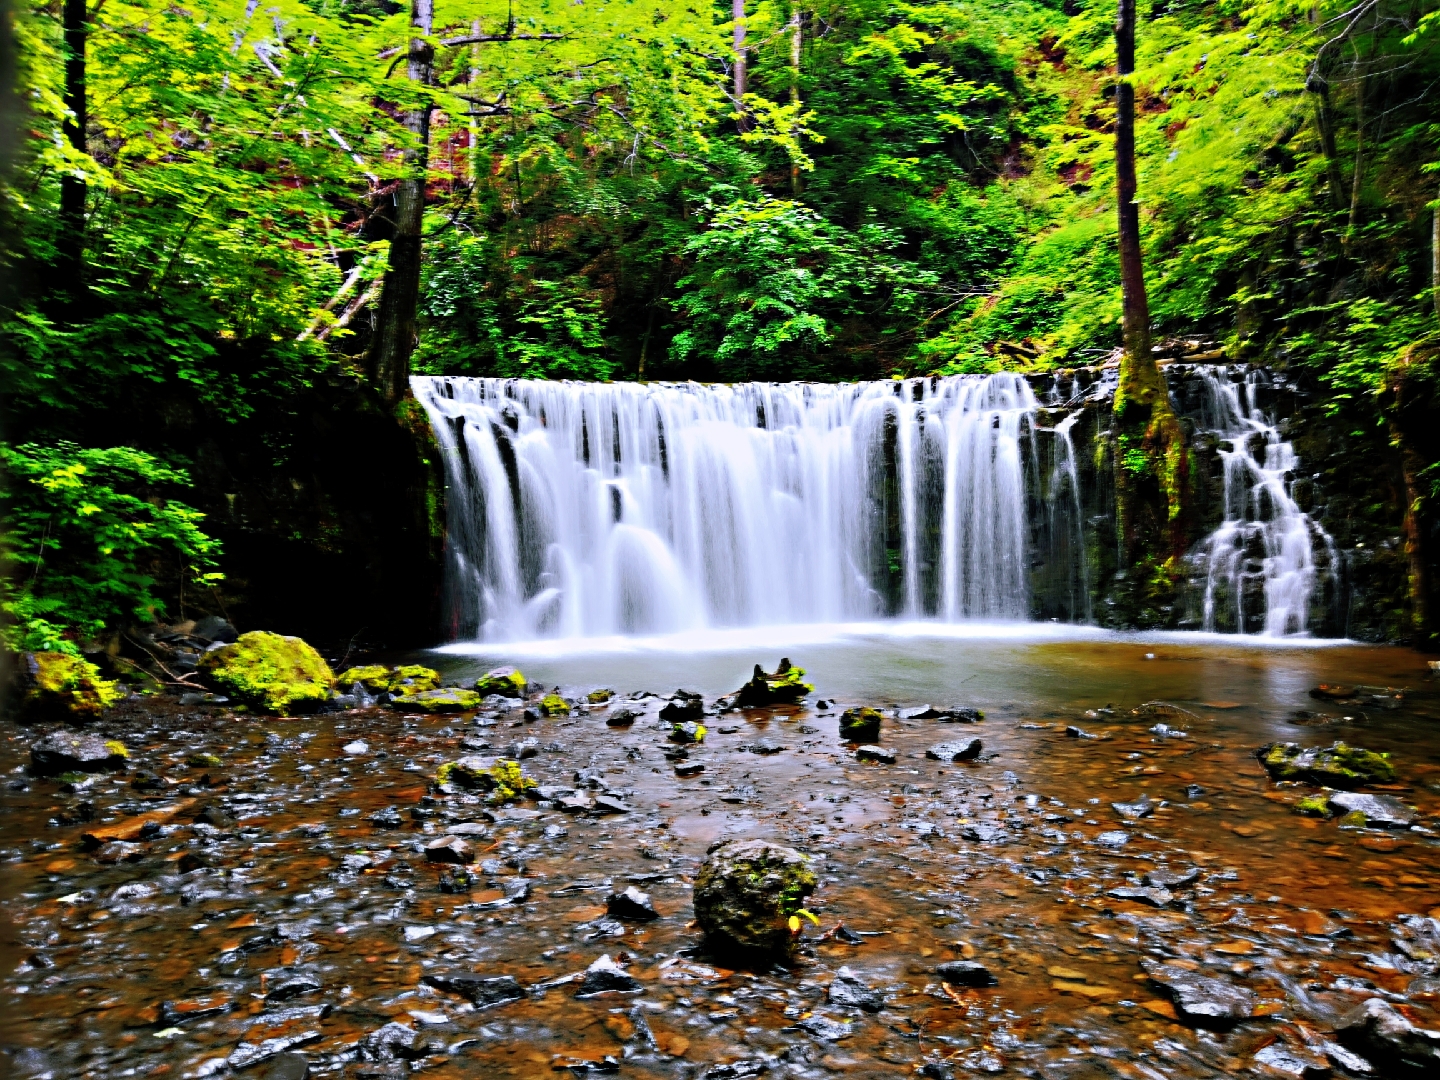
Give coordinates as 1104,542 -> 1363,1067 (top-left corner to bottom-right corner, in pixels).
20,652 -> 125,720
475,666 -> 527,698
30,731 -> 129,775
197,631 -> 335,714
1257,742 -> 1395,787
734,659 -> 815,708
587,688 -> 615,704
435,757 -> 535,803
1294,794 -> 1333,817
540,692 -> 571,717
693,839 -> 817,960
339,664 -> 441,695
390,687 -> 481,713
337,665 -> 393,692
392,665 -> 441,692
839,707 -> 883,743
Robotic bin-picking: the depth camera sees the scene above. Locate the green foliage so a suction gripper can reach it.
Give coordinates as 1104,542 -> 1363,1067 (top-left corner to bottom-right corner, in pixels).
1,442 -> 221,650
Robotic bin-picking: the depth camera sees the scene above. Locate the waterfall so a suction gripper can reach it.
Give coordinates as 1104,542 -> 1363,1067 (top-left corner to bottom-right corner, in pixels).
412,374 -> 1047,641
1187,368 -> 1337,635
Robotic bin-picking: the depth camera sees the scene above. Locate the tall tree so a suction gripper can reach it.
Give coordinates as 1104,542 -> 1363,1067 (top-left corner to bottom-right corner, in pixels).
733,0 -> 750,133
1110,0 -> 1191,620
58,0 -> 86,277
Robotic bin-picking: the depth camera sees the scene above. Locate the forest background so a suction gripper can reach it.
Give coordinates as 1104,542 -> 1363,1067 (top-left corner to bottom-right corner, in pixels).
2,0 -> 1439,654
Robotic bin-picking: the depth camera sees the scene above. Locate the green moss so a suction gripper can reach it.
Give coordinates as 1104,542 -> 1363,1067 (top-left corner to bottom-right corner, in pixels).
475,666 -> 527,698
390,687 -> 481,713
22,651 -> 125,719
671,721 -> 706,743
587,688 -> 614,703
392,665 -> 440,692
1339,810 -> 1368,828
540,692 -> 571,716
1257,741 -> 1395,787
337,665 -> 393,692
103,740 -> 129,759
436,757 -> 536,803
1294,794 -> 1332,817
197,631 -> 335,714
186,752 -> 223,768
839,707 -> 883,743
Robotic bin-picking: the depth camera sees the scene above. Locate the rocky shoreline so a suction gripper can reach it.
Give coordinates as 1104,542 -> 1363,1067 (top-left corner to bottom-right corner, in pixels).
3,639 -> 1440,1079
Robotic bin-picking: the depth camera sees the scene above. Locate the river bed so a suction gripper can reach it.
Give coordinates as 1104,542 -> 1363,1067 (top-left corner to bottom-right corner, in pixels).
3,628 -> 1438,1078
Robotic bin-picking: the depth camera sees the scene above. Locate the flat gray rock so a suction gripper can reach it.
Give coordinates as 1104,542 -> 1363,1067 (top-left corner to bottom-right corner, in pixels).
1328,791 -> 1416,828
925,739 -> 982,762
1142,960 -> 1255,1028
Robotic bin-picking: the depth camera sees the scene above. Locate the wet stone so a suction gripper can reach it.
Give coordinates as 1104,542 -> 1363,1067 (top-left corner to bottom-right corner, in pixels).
1105,885 -> 1173,907
936,960 -> 997,987
227,1030 -> 322,1071
701,1062 -> 768,1079
576,954 -> 643,998
606,708 -> 641,727
421,973 -> 526,1009
827,967 -> 884,1012
1252,1042 -> 1331,1079
425,836 -> 474,863
906,706 -> 984,722
1112,794 -> 1155,820
607,885 -> 659,921
855,746 -> 896,764
30,732 -> 128,776
1095,830 -> 1130,848
660,691 -> 705,722
265,973 -> 322,1002
358,1021 -> 421,1061
1146,866 -> 1200,889
1142,960 -> 1256,1028
925,739 -> 982,762
795,1015 -> 853,1040
1335,997 -> 1440,1073
960,823 -> 1008,844
675,762 -> 705,777
1066,726 -> 1099,740
1327,791 -> 1416,828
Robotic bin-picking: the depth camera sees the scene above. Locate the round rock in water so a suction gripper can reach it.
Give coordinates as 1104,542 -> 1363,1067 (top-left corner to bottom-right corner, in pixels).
693,839 -> 817,959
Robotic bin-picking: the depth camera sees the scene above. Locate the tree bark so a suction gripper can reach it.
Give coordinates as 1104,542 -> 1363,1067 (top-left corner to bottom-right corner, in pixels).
1307,73 -> 1348,212
1111,0 -> 1190,615
733,0 -> 750,134
1389,346 -> 1431,643
59,0 -> 87,276
368,0 -> 434,405
1432,181 -> 1439,321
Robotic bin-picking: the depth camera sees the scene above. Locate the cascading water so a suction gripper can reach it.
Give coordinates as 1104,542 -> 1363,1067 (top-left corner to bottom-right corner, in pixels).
1186,368 -> 1337,635
412,374 -> 1052,641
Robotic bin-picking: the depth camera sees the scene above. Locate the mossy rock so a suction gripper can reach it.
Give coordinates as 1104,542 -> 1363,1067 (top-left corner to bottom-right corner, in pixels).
540,692 -> 571,717
1294,794 -> 1333,818
197,631 -> 335,714
391,665 -> 441,693
186,752 -> 223,769
475,666 -> 527,698
734,659 -> 815,708
435,756 -> 536,803
30,732 -> 129,776
1256,742 -> 1395,787
693,839 -> 817,960
20,652 -> 125,720
839,707 -> 882,743
587,688 -> 615,704
670,721 -> 706,743
337,665 -> 394,693
390,687 -> 480,713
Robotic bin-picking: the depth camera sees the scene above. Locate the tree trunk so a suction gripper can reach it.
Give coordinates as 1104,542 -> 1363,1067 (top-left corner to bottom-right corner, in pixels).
1432,181 -> 1438,320
59,0 -> 87,277
1307,74 -> 1348,212
1111,0 -> 1190,618
733,0 -> 750,134
789,6 -> 802,196
1390,346 -> 1431,644
368,0 -> 434,405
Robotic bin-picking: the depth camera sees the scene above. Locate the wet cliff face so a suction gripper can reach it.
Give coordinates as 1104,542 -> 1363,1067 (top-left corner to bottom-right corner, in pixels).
1022,364 -> 1417,642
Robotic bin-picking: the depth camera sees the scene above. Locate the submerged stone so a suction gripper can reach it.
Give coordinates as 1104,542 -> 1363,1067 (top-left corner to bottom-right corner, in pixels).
828,967 -> 884,1011
19,652 -> 125,720
1256,741 -> 1395,787
576,954 -> 643,997
839,707 -> 882,743
693,839 -> 817,959
1335,997 -> 1440,1074
906,705 -> 984,722
435,757 -> 535,802
421,973 -> 525,1009
935,960 -> 997,987
198,631 -> 335,714
391,687 -> 480,713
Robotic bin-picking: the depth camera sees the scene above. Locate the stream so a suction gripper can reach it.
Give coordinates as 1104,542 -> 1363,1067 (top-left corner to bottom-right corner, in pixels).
3,628 -> 1438,1078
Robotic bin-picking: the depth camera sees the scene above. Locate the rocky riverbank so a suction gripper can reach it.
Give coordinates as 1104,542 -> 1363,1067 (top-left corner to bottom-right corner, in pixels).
3,646 -> 1440,1078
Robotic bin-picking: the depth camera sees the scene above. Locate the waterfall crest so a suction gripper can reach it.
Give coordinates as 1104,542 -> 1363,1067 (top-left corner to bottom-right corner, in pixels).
413,374 -> 1046,641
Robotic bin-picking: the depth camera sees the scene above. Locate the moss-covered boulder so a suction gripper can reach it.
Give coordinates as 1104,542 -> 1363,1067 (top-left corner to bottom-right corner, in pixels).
587,688 -> 615,704
670,721 -> 706,743
435,757 -> 536,803
839,707 -> 882,743
337,665 -> 393,693
1294,793 -> 1333,818
30,732 -> 129,776
734,659 -> 815,708
475,666 -> 527,698
1257,742 -> 1395,787
19,652 -> 125,720
338,664 -> 441,695
197,631 -> 335,714
540,692 -> 571,717
693,839 -> 817,959
390,687 -> 480,713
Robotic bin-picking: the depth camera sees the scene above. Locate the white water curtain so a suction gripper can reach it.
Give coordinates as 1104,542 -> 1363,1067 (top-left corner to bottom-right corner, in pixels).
414,374 -> 1041,642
